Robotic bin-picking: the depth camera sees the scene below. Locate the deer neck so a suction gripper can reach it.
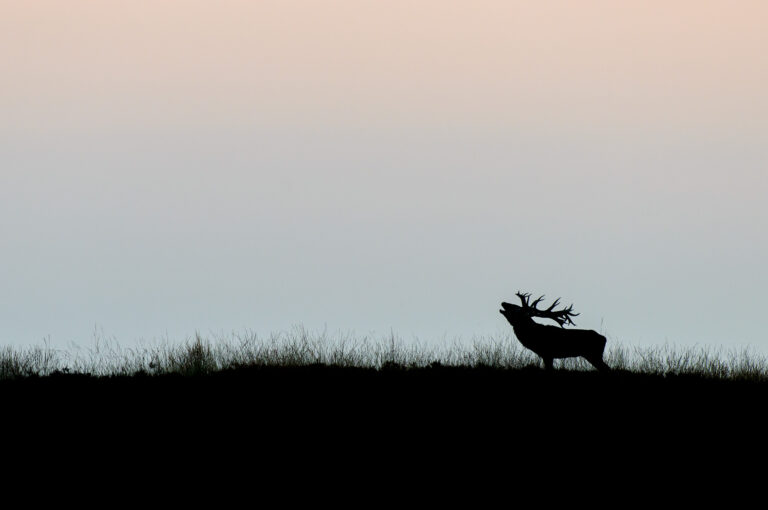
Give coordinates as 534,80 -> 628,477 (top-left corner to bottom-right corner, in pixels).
512,317 -> 542,345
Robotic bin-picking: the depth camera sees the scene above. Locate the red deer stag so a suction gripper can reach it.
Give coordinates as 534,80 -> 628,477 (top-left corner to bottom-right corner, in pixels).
499,292 -> 610,371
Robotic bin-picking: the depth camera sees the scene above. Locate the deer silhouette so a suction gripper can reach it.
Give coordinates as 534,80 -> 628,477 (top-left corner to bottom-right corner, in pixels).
500,292 -> 610,372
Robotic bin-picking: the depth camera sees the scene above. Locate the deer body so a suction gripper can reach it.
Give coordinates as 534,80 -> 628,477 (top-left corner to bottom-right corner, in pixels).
500,294 -> 610,372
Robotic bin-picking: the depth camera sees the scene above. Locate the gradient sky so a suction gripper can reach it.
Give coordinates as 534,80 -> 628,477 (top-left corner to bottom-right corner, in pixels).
2,1 -> 766,352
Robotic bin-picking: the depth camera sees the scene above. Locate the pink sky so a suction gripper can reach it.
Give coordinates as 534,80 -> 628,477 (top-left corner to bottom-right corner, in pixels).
3,1 -> 766,133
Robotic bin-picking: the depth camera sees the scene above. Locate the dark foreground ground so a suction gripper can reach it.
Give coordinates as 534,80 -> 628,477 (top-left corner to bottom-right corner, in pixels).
4,365 -> 761,503
4,365 -> 765,494
5,365 -> 764,435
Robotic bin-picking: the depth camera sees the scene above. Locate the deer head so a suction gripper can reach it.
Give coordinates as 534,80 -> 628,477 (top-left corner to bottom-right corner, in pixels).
500,291 -> 579,328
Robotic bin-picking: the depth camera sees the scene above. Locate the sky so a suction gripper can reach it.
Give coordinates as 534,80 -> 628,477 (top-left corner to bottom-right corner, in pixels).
1,1 -> 766,352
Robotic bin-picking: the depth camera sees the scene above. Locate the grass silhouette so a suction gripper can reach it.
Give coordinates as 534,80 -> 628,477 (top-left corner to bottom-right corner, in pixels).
2,328 -> 766,381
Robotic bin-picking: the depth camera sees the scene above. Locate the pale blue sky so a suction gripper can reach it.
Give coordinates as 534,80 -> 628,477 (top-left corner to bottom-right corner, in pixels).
2,2 -> 766,352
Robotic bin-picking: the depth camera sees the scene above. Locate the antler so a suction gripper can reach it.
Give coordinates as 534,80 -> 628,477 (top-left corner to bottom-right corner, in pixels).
515,291 -> 579,327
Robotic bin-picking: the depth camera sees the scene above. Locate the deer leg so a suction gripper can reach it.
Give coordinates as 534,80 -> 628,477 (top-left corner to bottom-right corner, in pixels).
586,356 -> 611,372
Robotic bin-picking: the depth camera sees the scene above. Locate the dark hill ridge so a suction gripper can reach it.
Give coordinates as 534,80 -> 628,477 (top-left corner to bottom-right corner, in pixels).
5,364 -> 763,420
4,365 -> 763,463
